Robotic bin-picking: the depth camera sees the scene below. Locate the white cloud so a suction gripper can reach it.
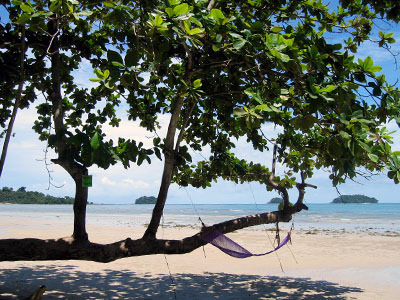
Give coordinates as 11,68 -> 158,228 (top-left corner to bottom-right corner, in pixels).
101,176 -> 117,186
122,178 -> 150,189
101,114 -> 170,147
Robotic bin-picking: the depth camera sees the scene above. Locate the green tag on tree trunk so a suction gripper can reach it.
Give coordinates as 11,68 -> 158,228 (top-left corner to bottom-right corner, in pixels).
82,175 -> 92,187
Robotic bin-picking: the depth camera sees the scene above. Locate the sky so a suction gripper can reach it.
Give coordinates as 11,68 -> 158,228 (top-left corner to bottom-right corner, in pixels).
1,3 -> 400,204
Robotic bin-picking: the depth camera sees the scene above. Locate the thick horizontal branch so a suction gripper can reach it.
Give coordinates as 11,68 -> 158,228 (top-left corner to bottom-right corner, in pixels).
0,208 -> 301,263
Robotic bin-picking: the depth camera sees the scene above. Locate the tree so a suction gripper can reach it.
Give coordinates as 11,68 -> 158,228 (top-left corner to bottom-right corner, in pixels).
1,0 -> 155,242
0,0 -> 399,262
17,186 -> 26,193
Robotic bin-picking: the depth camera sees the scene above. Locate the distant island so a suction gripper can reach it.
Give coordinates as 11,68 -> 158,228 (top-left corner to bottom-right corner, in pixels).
268,197 -> 283,204
331,194 -> 378,204
135,196 -> 157,204
0,186 -> 75,204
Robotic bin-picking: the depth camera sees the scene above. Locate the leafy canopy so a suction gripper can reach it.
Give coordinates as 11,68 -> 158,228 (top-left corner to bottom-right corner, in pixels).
91,0 -> 400,188
2,0 -> 400,192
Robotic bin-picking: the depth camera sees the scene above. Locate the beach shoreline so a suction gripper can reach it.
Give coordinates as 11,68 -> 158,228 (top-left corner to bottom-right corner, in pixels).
0,214 -> 399,299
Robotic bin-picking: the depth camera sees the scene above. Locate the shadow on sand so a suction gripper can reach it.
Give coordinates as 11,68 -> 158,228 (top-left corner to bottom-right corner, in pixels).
0,265 -> 363,299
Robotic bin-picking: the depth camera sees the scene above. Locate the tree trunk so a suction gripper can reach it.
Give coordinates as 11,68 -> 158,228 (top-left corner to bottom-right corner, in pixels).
51,158 -> 89,242
143,48 -> 194,239
72,169 -> 89,241
143,93 -> 186,239
0,26 -> 26,177
143,155 -> 175,239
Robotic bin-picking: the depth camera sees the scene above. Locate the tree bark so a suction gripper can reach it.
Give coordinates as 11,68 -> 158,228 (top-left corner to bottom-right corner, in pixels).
73,169 -> 89,241
143,42 -> 195,239
50,158 -> 89,242
142,154 -> 176,239
48,17 -> 89,242
0,207 -> 299,262
0,26 -> 26,177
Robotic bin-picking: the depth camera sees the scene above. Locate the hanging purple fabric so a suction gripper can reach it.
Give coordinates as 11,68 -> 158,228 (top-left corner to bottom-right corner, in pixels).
201,230 -> 291,258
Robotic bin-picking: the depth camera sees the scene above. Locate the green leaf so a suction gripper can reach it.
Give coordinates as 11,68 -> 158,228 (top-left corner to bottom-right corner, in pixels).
359,56 -> 382,73
125,50 -> 139,67
191,17 -> 203,27
368,153 -> 379,163
320,85 -> 336,93
165,7 -> 174,17
89,78 -> 103,82
193,79 -> 202,88
233,107 -> 248,117
94,68 -> 104,79
358,141 -> 371,153
154,147 -> 162,160
212,44 -> 220,51
49,0 -> 62,12
339,131 -> 351,140
103,69 -> 110,80
154,14 -> 163,26
104,1 -> 115,8
328,137 -> 343,159
233,38 -> 246,50
111,61 -> 125,68
107,50 -> 123,65
75,11 -> 93,16
90,132 -> 100,150
188,27 -> 204,35
16,13 -> 31,24
280,53 -> 290,62
173,3 -> 189,16
292,115 -> 317,130
271,26 -> 283,33
210,8 -> 227,25
169,0 -> 181,5
244,88 -> 262,104
20,3 -> 34,13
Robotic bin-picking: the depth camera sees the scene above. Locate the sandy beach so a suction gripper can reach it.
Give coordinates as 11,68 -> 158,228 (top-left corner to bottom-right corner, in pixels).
0,214 -> 399,299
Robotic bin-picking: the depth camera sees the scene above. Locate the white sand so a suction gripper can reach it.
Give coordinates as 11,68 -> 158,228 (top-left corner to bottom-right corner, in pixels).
0,216 -> 399,299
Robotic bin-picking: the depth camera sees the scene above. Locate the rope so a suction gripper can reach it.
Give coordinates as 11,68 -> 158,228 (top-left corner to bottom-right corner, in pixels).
286,221 -> 299,264
248,182 -> 285,273
161,215 -> 177,300
184,187 -> 207,258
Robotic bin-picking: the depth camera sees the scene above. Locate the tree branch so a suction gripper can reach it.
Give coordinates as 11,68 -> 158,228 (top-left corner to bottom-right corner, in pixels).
266,143 -> 290,209
207,0 -> 216,11
0,207 -> 301,263
175,99 -> 198,150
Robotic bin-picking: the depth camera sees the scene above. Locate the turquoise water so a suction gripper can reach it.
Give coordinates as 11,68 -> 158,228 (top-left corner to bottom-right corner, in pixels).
0,203 -> 399,234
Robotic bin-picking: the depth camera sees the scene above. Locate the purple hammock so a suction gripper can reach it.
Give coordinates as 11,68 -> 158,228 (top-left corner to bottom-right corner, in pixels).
201,230 -> 291,258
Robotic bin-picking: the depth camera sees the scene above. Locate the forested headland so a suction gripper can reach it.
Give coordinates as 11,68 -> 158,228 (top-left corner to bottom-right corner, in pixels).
268,197 -> 284,204
0,187 -> 74,204
135,196 -> 157,204
331,195 -> 379,204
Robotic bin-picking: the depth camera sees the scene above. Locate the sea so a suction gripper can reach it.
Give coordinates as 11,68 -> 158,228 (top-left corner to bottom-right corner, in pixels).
0,203 -> 399,235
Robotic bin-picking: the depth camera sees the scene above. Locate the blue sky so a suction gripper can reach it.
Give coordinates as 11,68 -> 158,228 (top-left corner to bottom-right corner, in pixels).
1,3 -> 400,204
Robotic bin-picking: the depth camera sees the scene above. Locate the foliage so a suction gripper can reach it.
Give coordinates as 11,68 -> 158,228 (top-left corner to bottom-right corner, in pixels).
96,0 -> 400,189
135,196 -> 157,204
1,0 -> 157,172
2,0 -> 399,190
0,186 -> 74,204
0,0 -> 400,244
331,194 -> 378,203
